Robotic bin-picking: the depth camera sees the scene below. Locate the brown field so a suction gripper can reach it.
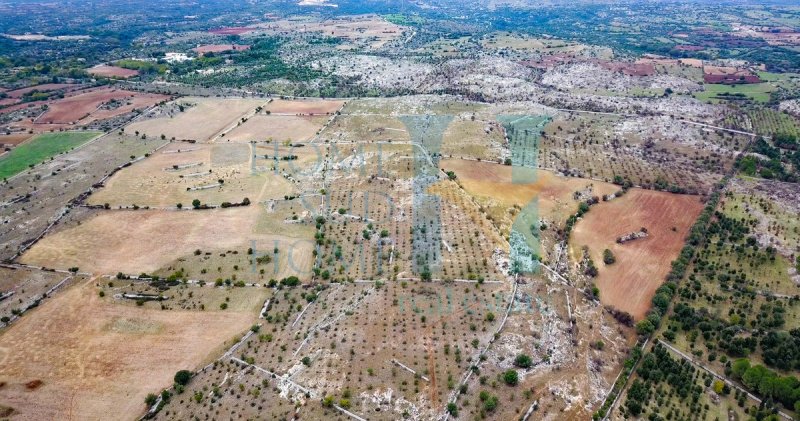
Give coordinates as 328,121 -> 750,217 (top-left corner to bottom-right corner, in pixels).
87,65 -> 139,79
208,27 -> 253,35
570,189 -> 704,319
86,142 -> 283,208
0,266 -> 75,323
5,83 -> 76,98
318,114 -> 410,143
441,117 -> 505,161
440,158 -> 618,221
0,278 -> 258,421
36,87 -> 168,124
126,97 -> 265,142
225,115 -> 327,142
19,206 -> 313,277
0,133 -> 32,146
191,44 -> 250,54
264,98 -> 344,115
259,16 -> 403,49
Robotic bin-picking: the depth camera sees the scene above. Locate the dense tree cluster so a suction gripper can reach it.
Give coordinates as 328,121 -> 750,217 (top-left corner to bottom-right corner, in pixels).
738,136 -> 800,182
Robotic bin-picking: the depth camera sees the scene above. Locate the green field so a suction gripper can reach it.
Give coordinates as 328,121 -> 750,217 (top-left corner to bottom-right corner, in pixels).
0,131 -> 101,179
383,13 -> 426,26
694,83 -> 775,103
747,108 -> 800,137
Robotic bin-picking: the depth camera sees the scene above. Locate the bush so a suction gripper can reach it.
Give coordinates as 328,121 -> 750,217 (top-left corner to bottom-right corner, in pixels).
479,391 -> 499,411
603,249 -> 616,265
173,370 -> 192,386
635,319 -> 655,335
446,402 -> 458,416
514,354 -> 532,368
144,393 -> 158,406
502,370 -> 518,386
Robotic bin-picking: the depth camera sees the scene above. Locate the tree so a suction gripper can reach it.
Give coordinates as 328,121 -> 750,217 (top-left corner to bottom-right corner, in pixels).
446,402 -> 458,416
502,370 -> 518,386
174,370 -> 192,386
144,393 -> 158,406
514,354 -> 532,368
731,358 -> 750,380
192,199 -> 201,209
742,364 -> 770,390
603,249 -> 616,265
636,319 -> 655,335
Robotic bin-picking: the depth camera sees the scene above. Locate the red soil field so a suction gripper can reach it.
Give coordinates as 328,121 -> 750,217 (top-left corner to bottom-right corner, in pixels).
570,189 -> 704,320
192,44 -> 251,54
36,87 -> 168,125
6,83 -> 75,98
87,65 -> 139,79
208,27 -> 254,35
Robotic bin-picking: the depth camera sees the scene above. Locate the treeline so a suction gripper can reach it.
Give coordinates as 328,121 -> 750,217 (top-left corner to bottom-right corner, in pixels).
731,358 -> 800,413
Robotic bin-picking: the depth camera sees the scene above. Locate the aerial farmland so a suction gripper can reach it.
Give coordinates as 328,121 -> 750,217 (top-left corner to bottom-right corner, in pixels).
1,1 -> 800,420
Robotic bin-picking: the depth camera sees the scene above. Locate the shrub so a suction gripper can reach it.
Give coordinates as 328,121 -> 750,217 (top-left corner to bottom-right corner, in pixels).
514,354 -> 532,368
173,370 -> 192,386
144,393 -> 158,406
635,319 -> 654,335
603,249 -> 616,265
446,402 -> 458,416
502,370 -> 518,386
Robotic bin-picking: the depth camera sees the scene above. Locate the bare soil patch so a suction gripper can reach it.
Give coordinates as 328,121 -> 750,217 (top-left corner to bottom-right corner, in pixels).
208,27 -> 253,35
441,158 -> 618,221
37,87 -> 167,124
192,44 -> 250,54
19,206 -> 312,276
570,189 -> 704,319
265,99 -> 344,115
0,279 -> 256,420
0,134 -> 32,146
87,65 -> 139,79
126,97 -> 264,142
5,84 -> 76,99
226,115 -> 327,143
87,142 -> 274,208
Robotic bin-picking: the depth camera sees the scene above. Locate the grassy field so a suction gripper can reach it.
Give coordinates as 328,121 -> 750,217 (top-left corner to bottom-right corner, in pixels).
0,131 -> 101,179
694,83 -> 775,103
